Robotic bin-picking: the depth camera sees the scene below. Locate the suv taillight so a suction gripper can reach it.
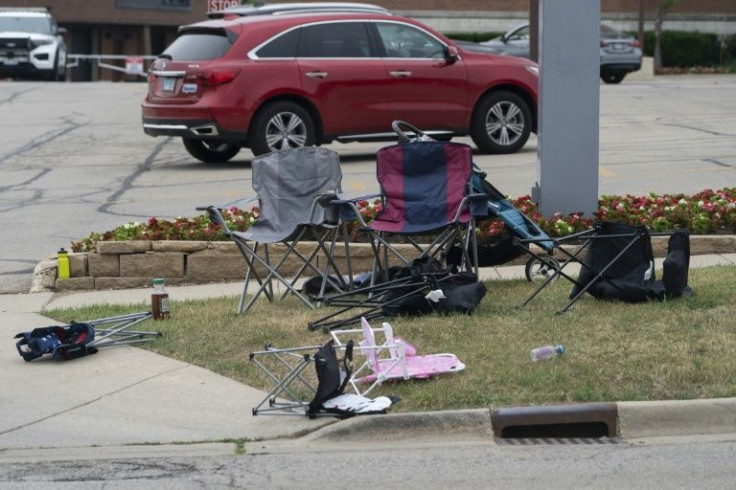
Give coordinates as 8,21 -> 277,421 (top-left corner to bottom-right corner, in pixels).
195,69 -> 240,88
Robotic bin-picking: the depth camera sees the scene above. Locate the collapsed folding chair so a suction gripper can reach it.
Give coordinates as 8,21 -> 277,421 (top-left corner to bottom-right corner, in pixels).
15,312 -> 159,362
330,317 -> 465,396
249,339 -> 398,418
308,257 -> 487,332
202,147 -> 350,314
334,121 -> 488,285
518,221 -> 692,313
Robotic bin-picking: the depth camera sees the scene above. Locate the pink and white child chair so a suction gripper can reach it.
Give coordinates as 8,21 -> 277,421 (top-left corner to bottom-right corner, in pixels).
331,317 -> 465,396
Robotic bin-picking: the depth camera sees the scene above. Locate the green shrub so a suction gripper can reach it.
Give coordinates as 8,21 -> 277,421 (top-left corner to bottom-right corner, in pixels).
642,30 -> 721,67
723,33 -> 736,64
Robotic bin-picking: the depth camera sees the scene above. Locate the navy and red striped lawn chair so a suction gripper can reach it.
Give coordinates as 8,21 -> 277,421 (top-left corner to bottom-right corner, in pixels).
339,131 -> 488,282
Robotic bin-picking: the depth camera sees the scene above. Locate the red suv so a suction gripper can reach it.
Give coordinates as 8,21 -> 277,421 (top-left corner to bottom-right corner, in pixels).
142,10 -> 538,163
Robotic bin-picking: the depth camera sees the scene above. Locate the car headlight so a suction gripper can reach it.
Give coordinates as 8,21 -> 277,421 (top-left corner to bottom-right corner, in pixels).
525,65 -> 539,76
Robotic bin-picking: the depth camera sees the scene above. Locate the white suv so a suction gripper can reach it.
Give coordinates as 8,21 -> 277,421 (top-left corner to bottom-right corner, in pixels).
0,8 -> 67,81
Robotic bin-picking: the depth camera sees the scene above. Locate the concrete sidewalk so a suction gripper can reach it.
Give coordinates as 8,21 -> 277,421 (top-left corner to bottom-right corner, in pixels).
2,254 -> 735,454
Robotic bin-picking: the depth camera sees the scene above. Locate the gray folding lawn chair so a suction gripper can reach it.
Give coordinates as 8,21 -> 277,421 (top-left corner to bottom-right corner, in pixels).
203,147 -> 351,314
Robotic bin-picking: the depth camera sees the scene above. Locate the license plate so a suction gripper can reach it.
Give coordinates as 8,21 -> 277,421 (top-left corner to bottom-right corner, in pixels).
4,59 -> 18,66
610,43 -> 625,51
161,77 -> 176,93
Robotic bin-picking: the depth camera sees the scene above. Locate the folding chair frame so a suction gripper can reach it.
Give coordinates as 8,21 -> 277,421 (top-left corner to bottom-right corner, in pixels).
204,197 -> 350,314
307,270 -> 451,332
86,312 -> 160,349
15,312 -> 159,362
337,193 -> 485,286
517,225 -> 667,313
249,341 -> 390,416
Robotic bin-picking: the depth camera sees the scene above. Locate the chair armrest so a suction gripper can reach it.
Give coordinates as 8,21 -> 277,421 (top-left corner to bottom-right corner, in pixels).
200,205 -> 231,234
329,193 -> 383,227
196,196 -> 260,233
330,192 -> 381,205
196,195 -> 259,212
457,192 -> 489,220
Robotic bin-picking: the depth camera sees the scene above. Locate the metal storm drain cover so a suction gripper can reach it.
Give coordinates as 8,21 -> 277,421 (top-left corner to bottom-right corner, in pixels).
495,436 -> 621,445
491,402 -> 620,445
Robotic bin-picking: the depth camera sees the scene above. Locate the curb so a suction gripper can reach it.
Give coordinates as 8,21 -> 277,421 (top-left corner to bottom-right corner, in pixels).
617,398 -> 736,439
300,409 -> 493,443
301,399 -> 736,443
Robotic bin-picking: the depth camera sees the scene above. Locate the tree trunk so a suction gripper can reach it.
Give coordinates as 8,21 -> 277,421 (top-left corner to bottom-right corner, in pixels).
654,17 -> 663,71
654,1 -> 676,71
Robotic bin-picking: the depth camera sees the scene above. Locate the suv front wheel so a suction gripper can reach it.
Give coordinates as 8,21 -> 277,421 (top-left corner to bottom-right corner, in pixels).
182,138 -> 241,163
249,101 -> 316,156
471,91 -> 532,154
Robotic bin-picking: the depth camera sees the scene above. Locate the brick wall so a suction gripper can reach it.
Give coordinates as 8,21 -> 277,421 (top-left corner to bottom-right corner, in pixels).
1,0 -> 207,26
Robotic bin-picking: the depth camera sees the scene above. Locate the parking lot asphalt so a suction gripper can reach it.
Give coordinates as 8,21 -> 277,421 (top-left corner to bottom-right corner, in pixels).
1,76 -> 735,294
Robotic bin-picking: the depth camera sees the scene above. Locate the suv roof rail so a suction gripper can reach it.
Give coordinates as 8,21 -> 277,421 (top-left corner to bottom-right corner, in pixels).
0,7 -> 50,14
208,2 -> 388,19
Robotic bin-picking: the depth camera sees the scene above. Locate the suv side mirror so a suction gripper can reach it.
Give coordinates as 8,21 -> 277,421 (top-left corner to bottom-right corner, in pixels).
445,45 -> 459,64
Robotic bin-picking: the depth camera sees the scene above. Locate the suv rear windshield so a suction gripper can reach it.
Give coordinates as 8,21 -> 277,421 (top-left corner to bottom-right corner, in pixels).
162,30 -> 234,61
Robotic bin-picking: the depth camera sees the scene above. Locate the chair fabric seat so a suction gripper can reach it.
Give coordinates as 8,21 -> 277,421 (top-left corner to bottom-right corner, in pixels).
370,141 -> 473,234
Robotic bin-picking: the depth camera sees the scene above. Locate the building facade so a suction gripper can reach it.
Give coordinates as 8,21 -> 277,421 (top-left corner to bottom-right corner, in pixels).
2,0 -> 734,80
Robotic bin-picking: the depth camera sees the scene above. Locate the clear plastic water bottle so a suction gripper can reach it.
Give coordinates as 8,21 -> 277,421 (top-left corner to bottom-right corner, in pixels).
530,344 -> 564,362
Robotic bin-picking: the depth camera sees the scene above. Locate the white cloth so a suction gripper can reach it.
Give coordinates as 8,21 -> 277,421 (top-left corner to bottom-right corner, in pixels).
321,393 -> 394,414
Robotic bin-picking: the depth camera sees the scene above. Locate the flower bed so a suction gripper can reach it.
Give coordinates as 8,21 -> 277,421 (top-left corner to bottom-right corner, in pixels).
71,188 -> 736,253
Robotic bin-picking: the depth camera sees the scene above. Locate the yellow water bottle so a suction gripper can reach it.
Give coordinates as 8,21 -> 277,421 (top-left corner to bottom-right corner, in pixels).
57,248 -> 70,280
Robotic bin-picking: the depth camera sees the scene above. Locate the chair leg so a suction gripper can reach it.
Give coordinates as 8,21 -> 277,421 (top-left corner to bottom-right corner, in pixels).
235,231 -> 318,313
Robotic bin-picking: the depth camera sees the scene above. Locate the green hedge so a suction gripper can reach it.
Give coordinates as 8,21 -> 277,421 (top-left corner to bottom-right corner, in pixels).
449,30 -> 736,68
641,30 -> 725,67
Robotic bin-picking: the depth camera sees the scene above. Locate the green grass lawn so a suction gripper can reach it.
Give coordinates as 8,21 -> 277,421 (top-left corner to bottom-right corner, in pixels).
45,265 -> 736,412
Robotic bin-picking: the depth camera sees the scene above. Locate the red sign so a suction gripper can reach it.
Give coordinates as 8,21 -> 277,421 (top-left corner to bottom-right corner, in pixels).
208,0 -> 240,12
125,57 -> 145,76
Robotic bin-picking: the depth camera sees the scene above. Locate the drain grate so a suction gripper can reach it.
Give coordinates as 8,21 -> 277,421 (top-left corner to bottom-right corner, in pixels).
496,436 -> 621,445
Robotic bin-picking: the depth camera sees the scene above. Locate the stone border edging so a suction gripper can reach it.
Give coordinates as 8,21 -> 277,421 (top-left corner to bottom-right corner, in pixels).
31,235 -> 736,293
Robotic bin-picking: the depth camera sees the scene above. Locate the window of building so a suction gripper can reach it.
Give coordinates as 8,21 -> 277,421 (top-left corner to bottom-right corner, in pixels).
115,0 -> 191,11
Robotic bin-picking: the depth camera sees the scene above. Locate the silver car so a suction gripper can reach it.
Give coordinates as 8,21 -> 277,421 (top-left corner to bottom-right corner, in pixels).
458,23 -> 642,84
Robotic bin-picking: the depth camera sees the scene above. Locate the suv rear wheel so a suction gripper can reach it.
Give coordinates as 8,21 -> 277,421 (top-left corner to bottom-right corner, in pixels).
182,138 -> 241,163
471,91 -> 532,154
601,72 -> 625,84
249,101 -> 316,156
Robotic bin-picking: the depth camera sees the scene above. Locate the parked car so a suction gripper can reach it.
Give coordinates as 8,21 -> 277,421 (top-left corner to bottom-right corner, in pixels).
0,7 -> 67,81
458,23 -> 642,84
142,10 -> 538,163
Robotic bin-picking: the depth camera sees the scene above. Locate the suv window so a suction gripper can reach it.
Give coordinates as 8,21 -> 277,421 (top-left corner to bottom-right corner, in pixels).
163,31 -> 233,61
297,22 -> 371,58
376,22 -> 445,59
255,28 -> 299,58
0,15 -> 53,34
